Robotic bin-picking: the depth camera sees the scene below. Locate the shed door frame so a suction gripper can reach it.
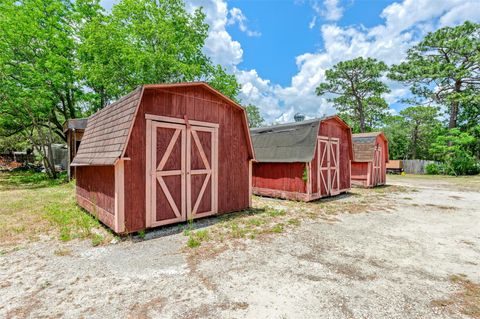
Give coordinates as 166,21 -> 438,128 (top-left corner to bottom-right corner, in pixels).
316,136 -> 340,196
148,121 -> 187,227
145,115 -> 218,228
373,144 -> 383,186
186,125 -> 218,220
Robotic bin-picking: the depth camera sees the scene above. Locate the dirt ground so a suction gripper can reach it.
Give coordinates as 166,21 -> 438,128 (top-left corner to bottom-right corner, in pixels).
1,175 -> 479,319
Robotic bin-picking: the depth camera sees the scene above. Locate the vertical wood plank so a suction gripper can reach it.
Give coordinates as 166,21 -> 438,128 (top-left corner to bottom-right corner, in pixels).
186,124 -> 192,219
248,159 -> 252,207
114,159 -> 125,233
145,119 -> 152,228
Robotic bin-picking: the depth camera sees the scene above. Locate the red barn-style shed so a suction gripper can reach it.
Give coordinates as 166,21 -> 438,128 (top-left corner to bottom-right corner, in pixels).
351,132 -> 389,187
71,83 -> 255,234
251,116 -> 353,201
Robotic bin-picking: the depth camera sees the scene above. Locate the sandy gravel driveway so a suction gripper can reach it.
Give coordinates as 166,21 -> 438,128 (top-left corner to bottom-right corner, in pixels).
1,175 -> 479,318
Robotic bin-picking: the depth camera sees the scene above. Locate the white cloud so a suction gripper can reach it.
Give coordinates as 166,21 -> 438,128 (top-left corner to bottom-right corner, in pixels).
309,0 -> 344,28
101,0 -> 480,123
232,0 -> 480,123
308,16 -> 317,29
439,2 -> 480,27
186,0 -> 243,68
322,0 -> 344,21
227,7 -> 261,37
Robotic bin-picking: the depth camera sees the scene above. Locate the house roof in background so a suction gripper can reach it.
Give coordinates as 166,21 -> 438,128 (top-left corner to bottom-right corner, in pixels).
63,118 -> 88,132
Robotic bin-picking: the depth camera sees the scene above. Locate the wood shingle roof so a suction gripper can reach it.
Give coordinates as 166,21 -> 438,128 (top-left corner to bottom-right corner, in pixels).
352,132 -> 388,162
71,88 -> 142,166
71,82 -> 255,166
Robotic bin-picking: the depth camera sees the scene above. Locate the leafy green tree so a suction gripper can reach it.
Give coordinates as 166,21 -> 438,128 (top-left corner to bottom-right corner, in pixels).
389,21 -> 480,129
207,65 -> 241,101
430,129 -> 479,175
0,0 -> 242,178
244,104 -> 264,128
400,106 -> 442,159
0,0 -> 90,177
382,115 -> 410,160
78,0 -> 239,108
0,0 -> 85,139
316,57 -> 390,133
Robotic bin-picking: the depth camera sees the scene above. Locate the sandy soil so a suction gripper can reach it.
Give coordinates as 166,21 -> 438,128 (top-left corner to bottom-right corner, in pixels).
1,175 -> 479,318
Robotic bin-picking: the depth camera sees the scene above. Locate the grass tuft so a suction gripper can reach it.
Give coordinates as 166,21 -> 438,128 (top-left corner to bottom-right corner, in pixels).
186,229 -> 210,248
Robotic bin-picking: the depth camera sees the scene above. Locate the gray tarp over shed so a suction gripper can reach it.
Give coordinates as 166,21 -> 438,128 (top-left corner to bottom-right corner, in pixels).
250,119 -> 321,163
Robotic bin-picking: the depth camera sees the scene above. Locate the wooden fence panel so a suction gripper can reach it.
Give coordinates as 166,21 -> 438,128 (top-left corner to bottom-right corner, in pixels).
402,160 -> 438,174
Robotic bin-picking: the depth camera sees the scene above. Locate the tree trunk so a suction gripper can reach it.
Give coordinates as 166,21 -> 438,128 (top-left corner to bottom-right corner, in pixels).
411,124 -> 418,159
449,80 -> 461,129
358,102 -> 366,133
29,120 -> 58,179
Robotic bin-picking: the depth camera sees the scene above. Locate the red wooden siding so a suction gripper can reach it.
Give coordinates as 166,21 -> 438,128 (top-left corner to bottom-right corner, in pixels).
253,163 -> 307,193
253,117 -> 352,201
317,118 -> 351,192
76,166 -> 115,229
123,86 -> 251,232
351,162 -> 368,180
351,134 -> 388,187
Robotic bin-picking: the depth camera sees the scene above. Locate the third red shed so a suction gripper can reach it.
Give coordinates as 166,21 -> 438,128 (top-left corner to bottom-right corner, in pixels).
251,116 -> 353,201
351,132 -> 389,187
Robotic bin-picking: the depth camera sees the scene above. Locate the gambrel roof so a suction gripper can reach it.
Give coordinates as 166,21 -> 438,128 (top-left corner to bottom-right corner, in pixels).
71,82 -> 254,166
250,115 -> 351,163
352,132 -> 389,162
71,88 -> 142,166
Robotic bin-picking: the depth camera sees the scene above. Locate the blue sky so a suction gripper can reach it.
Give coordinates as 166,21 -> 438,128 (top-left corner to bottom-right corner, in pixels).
226,0 -> 391,87
102,0 -> 480,123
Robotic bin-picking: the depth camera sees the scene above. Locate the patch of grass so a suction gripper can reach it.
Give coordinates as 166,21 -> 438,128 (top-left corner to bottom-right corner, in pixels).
389,174 -> 480,192
228,222 -> 248,238
246,217 -> 265,226
267,208 -> 286,217
432,274 -> 480,318
287,218 -> 301,226
185,206 -> 303,249
0,171 -> 112,247
44,202 -> 103,241
186,229 -> 210,248
269,223 -> 284,233
91,234 -> 105,247
0,171 -> 67,190
138,230 -> 146,239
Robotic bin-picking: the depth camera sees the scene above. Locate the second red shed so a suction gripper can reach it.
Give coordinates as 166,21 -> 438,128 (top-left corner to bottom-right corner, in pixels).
251,116 -> 353,201
351,132 -> 389,187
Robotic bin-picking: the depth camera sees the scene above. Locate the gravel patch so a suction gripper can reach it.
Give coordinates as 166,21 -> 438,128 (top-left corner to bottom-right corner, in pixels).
1,175 -> 479,318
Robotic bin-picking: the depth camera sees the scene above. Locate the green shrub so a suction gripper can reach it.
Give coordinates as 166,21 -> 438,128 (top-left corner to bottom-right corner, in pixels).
446,154 -> 480,176
426,163 -> 440,175
430,129 -> 480,176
